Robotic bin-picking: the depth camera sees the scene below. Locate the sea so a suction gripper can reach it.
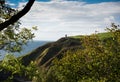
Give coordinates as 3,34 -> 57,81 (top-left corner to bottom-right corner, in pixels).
0,41 -> 51,60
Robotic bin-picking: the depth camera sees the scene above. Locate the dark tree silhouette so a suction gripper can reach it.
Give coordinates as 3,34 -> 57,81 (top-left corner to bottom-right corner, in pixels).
0,0 -> 5,5
0,0 -> 35,31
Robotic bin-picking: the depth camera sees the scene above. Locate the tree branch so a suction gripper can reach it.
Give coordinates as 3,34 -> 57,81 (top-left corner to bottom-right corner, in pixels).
0,0 -> 35,31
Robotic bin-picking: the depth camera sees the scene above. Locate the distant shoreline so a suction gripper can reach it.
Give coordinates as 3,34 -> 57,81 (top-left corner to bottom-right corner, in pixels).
0,41 -> 52,60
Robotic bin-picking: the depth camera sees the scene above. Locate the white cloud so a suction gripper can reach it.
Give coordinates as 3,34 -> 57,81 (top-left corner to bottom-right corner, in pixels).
6,1 -> 16,7
19,1 -> 120,41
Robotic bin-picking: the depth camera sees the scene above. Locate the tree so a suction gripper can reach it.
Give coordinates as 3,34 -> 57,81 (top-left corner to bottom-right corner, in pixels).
0,0 -> 35,31
0,0 -> 38,81
0,0 -> 36,53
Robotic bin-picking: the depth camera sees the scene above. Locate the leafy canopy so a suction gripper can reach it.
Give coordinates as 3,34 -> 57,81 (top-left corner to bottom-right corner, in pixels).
0,0 -> 36,53
0,1 -> 38,81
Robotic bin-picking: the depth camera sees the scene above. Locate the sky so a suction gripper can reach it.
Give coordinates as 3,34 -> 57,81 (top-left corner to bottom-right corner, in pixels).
7,0 -> 120,41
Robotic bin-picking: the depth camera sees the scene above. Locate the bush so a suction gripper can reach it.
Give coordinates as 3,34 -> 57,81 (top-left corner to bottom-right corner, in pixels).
0,54 -> 39,81
46,23 -> 120,82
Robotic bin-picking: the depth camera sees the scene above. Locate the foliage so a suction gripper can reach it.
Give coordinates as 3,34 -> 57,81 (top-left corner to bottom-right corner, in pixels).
0,1 -> 38,81
0,0 -> 35,53
0,54 -> 39,81
45,23 -> 120,82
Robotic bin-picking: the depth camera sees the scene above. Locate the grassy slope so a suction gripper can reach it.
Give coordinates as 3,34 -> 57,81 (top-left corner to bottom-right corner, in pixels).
21,32 -> 112,67
71,32 -> 112,40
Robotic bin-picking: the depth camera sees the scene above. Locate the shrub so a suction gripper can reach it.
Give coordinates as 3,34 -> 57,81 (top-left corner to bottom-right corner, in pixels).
46,23 -> 120,82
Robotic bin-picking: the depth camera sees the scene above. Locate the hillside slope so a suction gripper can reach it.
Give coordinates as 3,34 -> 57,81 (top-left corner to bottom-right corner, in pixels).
21,37 -> 82,67
21,32 -> 112,68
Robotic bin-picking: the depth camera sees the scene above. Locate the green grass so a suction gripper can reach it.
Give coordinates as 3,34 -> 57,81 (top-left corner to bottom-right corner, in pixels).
71,32 -> 112,40
96,32 -> 112,40
70,35 -> 84,39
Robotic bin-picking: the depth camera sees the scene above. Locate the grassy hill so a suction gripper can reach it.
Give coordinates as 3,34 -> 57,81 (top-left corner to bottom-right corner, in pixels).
21,37 -> 82,67
21,32 -> 113,68
71,32 -> 112,40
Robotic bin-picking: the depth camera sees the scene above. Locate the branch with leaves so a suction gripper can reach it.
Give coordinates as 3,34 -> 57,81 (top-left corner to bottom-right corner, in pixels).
0,0 -> 35,31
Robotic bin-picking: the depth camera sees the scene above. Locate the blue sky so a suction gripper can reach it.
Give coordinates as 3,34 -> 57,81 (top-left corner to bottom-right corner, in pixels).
7,0 -> 120,8
6,0 -> 120,41
7,0 -> 120,4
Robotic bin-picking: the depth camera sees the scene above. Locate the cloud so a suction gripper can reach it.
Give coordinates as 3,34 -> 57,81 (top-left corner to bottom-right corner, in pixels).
6,1 -> 16,7
19,1 -> 120,41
